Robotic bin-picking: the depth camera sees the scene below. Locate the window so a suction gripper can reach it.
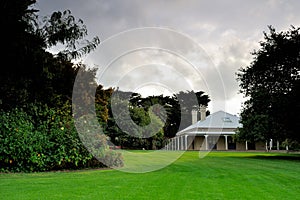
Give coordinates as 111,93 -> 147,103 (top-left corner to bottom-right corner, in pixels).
223,117 -> 232,122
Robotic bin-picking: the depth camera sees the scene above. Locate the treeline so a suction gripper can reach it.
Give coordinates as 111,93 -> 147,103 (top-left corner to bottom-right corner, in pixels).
100,89 -> 210,150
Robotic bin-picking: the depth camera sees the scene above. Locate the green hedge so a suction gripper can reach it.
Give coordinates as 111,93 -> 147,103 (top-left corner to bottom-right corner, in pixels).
0,103 -> 123,172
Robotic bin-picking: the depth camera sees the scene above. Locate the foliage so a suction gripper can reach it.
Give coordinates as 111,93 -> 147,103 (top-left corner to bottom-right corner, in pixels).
0,0 -> 99,110
38,9 -> 100,60
75,113 -> 123,168
103,90 -> 209,150
175,90 -> 210,130
0,102 -> 124,172
237,25 -> 300,143
104,94 -> 165,150
236,114 -> 271,142
0,103 -> 115,172
0,0 -> 125,172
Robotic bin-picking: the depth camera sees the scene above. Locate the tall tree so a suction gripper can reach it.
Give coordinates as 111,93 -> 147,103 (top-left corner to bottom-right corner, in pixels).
237,25 -> 300,145
0,0 -> 99,110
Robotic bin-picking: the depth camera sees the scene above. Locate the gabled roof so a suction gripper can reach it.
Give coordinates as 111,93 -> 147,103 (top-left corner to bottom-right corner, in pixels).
176,110 -> 242,136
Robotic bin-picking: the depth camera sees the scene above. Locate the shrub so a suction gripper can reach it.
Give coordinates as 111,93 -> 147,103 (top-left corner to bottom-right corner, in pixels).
0,107 -> 46,172
0,102 -> 123,172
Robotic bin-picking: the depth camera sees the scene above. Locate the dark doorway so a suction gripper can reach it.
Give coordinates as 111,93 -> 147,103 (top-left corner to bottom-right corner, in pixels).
228,137 -> 236,150
228,143 -> 236,150
248,142 -> 255,150
209,143 -> 217,149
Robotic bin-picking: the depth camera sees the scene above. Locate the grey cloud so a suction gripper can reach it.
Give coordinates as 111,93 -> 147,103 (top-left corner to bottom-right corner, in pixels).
36,0 -> 300,114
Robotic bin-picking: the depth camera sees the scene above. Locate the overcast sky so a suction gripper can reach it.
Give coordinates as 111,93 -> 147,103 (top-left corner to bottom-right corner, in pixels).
36,0 -> 300,115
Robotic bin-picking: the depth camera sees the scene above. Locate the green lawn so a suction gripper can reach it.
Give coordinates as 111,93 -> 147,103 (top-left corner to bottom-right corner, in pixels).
1,151 -> 300,200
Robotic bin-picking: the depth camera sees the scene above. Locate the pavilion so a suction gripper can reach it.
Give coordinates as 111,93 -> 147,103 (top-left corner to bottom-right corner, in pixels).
165,106 -> 266,151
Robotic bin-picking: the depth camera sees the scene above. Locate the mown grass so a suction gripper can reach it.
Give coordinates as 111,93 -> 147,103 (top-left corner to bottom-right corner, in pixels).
1,151 -> 300,200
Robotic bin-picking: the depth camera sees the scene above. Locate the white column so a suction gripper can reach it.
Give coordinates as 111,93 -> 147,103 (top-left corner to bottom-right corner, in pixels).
185,135 -> 188,150
177,137 -> 180,150
224,135 -> 228,150
245,140 -> 248,151
277,140 -> 279,150
205,135 -> 208,150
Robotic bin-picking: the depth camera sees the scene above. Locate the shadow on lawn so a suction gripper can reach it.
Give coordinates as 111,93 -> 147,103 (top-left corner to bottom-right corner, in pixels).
245,153 -> 300,161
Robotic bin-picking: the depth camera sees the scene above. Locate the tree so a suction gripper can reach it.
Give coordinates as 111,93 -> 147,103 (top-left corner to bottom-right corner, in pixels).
175,90 -> 210,130
0,0 -> 100,110
103,91 -> 165,150
237,25 -> 300,146
102,89 -> 210,149
0,0 -> 124,171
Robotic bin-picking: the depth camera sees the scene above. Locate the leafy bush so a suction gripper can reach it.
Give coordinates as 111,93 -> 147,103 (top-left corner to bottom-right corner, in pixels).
75,114 -> 123,168
0,103 -> 123,172
0,107 -> 37,172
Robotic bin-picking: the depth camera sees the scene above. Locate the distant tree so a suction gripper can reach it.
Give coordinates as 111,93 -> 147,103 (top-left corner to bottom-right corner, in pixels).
236,25 -> 300,145
175,90 -> 210,131
103,89 -> 210,149
103,92 -> 165,150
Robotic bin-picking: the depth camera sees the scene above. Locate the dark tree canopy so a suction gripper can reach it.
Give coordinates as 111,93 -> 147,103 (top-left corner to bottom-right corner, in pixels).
0,0 -> 99,110
0,0 -> 126,172
237,25 -> 300,145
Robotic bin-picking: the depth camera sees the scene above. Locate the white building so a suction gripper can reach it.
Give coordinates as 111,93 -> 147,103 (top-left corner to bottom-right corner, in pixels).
166,107 -> 266,151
